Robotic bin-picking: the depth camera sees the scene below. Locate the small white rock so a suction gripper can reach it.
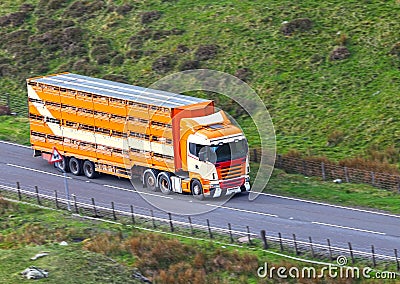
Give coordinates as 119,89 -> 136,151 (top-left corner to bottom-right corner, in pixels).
59,241 -> 68,246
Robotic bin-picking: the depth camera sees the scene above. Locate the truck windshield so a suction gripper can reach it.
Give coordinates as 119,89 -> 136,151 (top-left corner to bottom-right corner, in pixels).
189,139 -> 248,163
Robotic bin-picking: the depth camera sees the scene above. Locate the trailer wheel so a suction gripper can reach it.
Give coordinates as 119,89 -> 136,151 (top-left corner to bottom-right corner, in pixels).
83,160 -> 98,179
55,156 -> 70,173
143,169 -> 158,191
158,172 -> 172,195
191,179 -> 204,200
69,157 -> 82,176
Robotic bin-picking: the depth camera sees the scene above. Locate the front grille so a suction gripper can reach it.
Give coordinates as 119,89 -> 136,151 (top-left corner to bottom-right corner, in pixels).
217,163 -> 245,180
220,177 -> 244,189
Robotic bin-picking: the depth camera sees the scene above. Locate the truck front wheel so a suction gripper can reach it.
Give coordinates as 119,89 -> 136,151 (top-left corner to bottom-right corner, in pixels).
191,179 -> 204,200
69,157 -> 82,176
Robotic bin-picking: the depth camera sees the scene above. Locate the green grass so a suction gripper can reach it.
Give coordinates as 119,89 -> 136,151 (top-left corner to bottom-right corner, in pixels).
264,168 -> 400,214
0,116 -> 30,145
0,0 -> 399,162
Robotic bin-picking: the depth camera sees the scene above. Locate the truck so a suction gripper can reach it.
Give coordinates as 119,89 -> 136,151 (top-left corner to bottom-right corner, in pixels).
27,73 -> 250,199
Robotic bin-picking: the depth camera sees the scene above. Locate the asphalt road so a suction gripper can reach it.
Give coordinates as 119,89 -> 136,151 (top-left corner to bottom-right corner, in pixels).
0,140 -> 399,258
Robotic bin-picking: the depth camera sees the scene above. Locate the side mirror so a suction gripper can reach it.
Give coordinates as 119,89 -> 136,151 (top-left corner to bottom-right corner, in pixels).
198,148 -> 207,161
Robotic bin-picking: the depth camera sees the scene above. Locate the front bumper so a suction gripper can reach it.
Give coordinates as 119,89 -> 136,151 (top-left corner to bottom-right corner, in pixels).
207,178 -> 250,198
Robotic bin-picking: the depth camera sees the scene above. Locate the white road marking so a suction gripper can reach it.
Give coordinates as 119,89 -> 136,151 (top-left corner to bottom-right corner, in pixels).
103,184 -> 173,199
259,192 -> 400,219
206,203 -> 278,217
7,163 -> 72,179
0,140 -> 31,149
312,221 -> 386,235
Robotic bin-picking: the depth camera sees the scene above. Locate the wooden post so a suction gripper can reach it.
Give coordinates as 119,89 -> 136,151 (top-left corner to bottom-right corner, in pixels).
309,237 -> 314,258
228,223 -> 233,243
371,245 -> 376,267
348,242 -> 355,264
321,162 -> 326,181
91,197 -> 97,217
207,219 -> 213,239
54,190 -> 59,209
130,205 -> 135,224
327,239 -> 333,261
150,209 -> 156,228
293,234 -> 299,255
188,216 -> 194,235
394,249 -> 400,272
278,232 -> 283,252
344,167 -> 349,183
17,182 -> 21,201
35,186 -> 41,205
371,172 -> 375,186
111,201 -> 116,220
260,230 -> 268,249
253,148 -> 258,163
246,226 -> 252,245
72,194 -> 78,214
168,213 -> 174,232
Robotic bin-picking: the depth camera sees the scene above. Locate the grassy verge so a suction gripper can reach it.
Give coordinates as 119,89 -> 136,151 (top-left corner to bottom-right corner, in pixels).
0,116 -> 30,145
1,197 -> 397,283
264,168 -> 400,214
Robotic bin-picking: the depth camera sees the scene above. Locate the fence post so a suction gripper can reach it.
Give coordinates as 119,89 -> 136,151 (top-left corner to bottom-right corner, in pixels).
72,194 -> 78,214
150,209 -> 156,228
253,149 -> 258,163
277,154 -> 282,168
397,177 -> 400,193
260,230 -> 268,249
302,160 -> 307,176
206,219 -> 213,239
394,249 -> 400,272
309,237 -> 314,258
91,197 -> 97,217
130,205 -> 135,224
6,93 -> 11,114
228,223 -> 233,243
35,186 -> 41,205
188,216 -> 194,235
278,232 -> 283,252
348,242 -> 355,264
168,213 -> 174,232
327,239 -> 333,261
54,190 -> 59,209
344,167 -> 349,183
371,245 -> 376,268
371,172 -> 375,186
16,182 -> 21,201
111,201 -> 116,220
321,162 -> 326,181
246,226 -> 252,245
293,234 -> 299,255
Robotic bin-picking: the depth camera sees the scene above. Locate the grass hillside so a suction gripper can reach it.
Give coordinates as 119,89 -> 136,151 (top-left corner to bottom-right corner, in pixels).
0,0 -> 399,164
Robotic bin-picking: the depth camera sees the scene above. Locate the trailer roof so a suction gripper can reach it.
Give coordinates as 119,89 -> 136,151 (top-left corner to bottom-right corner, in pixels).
29,73 -> 211,108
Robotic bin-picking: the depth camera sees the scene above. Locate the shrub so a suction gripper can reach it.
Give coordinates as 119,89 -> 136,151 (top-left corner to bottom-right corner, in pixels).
327,130 -> 344,146
339,157 -> 399,174
176,44 -> 189,53
140,11 -> 162,24
116,4 -> 134,15
280,18 -> 313,36
111,54 -> 125,66
102,74 -> 129,83
195,44 -> 218,61
36,17 -> 61,32
0,11 -> 28,27
329,46 -> 350,61
19,3 -> 35,13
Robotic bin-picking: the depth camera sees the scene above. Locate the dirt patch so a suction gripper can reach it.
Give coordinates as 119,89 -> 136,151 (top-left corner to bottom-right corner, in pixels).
176,44 -> 189,53
116,4 -> 134,15
179,60 -> 200,71
280,18 -> 313,36
234,67 -> 252,82
329,46 -> 350,61
140,11 -> 162,24
152,55 -> 175,73
195,44 -> 218,61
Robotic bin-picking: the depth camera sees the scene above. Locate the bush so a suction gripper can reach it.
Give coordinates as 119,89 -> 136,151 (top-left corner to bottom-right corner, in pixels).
152,55 -> 175,73
116,4 -> 134,15
330,46 -> 350,61
111,54 -> 125,66
327,130 -> 344,146
140,11 -> 162,24
179,60 -> 200,71
176,44 -> 189,53
280,18 -> 313,36
0,11 -> 28,27
195,44 -> 218,61
36,17 -> 61,32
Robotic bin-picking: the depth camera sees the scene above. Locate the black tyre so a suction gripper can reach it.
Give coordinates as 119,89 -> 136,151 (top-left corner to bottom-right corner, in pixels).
83,160 -> 98,179
55,156 -> 70,173
191,179 -> 204,200
69,157 -> 82,176
143,169 -> 158,191
158,172 -> 172,195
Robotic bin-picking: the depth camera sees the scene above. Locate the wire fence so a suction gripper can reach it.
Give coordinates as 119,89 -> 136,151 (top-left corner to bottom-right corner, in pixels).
1,179 -> 399,271
250,149 -> 400,192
